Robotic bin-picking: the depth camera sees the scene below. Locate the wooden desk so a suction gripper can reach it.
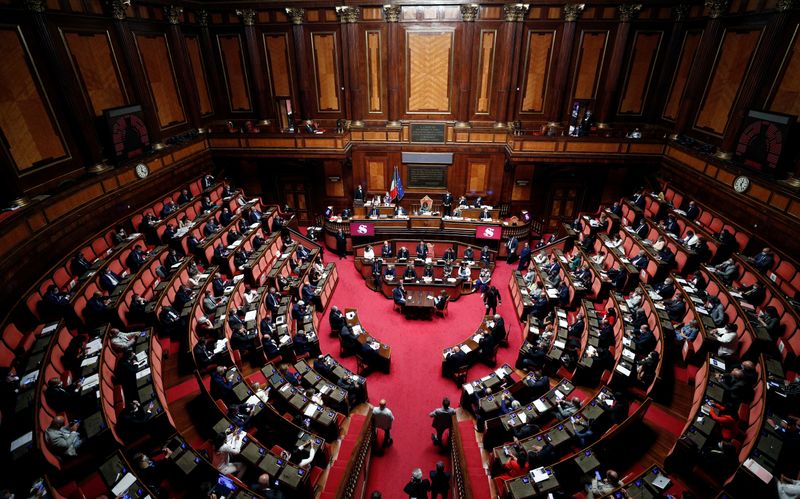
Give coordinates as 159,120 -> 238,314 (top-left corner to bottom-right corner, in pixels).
409,215 -> 442,229
345,308 -> 392,372
404,289 -> 435,319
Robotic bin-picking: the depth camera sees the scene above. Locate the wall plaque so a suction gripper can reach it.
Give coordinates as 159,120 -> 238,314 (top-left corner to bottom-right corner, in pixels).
407,164 -> 448,189
410,123 -> 446,143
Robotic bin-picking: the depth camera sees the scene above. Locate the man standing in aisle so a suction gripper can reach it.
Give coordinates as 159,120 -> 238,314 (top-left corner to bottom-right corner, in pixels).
373,399 -> 394,454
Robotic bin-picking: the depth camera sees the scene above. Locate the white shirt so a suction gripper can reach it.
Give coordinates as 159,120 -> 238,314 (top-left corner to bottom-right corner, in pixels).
372,406 -> 394,430
363,248 -> 374,260
714,328 -> 738,357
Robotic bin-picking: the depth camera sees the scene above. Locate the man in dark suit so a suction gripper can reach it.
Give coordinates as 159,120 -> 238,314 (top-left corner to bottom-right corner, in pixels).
100,269 -> 122,292
210,366 -> 236,404
126,245 -> 148,272
443,347 -> 467,377
177,188 -> 192,205
354,184 -> 365,202
751,247 -> 775,273
380,241 -> 393,258
609,202 -> 623,217
329,306 -> 346,333
384,265 -> 396,278
86,291 -> 110,323
658,246 -> 676,266
664,295 -> 687,322
173,285 -> 194,310
633,220 -> 649,239
517,243 -> 531,271
403,265 -> 417,280
524,370 -> 550,399
491,314 -> 506,345
442,191 -> 453,216
302,283 -> 320,309
473,196 -> 483,207
442,247 -> 456,262
71,252 -> 92,277
631,190 -> 646,209
397,246 -> 410,259
631,251 -> 649,271
416,241 -> 428,259
631,324 -> 656,354
392,284 -> 407,307
506,236 -> 519,264
685,200 -> 700,220
654,278 -> 676,300
738,281 -> 766,306
429,461 -> 451,499
291,301 -> 307,322
479,207 -> 491,220
340,324 -> 359,355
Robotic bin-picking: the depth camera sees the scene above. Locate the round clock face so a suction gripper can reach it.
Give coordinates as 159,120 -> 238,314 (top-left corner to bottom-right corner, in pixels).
135,163 -> 150,179
733,175 -> 750,193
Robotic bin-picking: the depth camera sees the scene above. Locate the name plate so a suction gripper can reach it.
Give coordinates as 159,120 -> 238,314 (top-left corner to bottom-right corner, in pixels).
410,123 -> 446,144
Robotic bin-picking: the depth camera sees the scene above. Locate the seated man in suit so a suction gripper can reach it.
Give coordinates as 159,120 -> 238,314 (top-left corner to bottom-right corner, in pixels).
403,264 -> 418,280
657,246 -> 676,266
664,295 -> 687,322
339,324 -> 359,355
293,329 -> 315,357
71,252 -> 92,277
442,247 -> 456,262
302,283 -> 320,309
394,205 -> 407,217
397,246 -> 410,259
380,241 -> 393,258
45,377 -> 82,412
653,277 -> 676,300
567,312 -> 585,338
479,207 -> 492,220
194,337 -> 224,370
523,370 -> 550,399
685,200 -> 700,220
442,347 -> 468,378
265,287 -> 280,314
384,264 -> 396,279
291,301 -> 307,322
751,247 -> 775,273
711,258 -> 738,285
369,205 -> 381,218
737,281 -> 766,306
433,291 -> 448,311
86,291 -> 111,324
631,251 -> 649,271
392,284 -> 407,307
463,247 -> 474,262
210,366 -> 237,404
230,324 -> 259,356
416,240 -> 428,259
630,324 -> 656,355
45,416 -> 83,458
126,245 -> 148,272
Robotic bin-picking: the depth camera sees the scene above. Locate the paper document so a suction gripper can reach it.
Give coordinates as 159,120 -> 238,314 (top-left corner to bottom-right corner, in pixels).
111,473 -> 137,496
80,356 -> 99,367
304,404 -> 317,417
136,367 -> 151,380
245,310 -> 257,322
10,431 -> 32,452
533,399 -> 548,412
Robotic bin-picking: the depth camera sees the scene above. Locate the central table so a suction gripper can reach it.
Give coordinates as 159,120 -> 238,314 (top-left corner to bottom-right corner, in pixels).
404,289 -> 435,320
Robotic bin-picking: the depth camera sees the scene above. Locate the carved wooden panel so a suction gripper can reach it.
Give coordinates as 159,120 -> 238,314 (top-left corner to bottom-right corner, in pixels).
512,165 -> 534,201
474,30 -> 497,115
520,30 -> 555,114
618,31 -> 662,115
217,34 -> 252,112
366,156 -> 388,192
311,32 -> 341,112
185,35 -> 213,116
0,27 -> 68,171
406,30 -> 453,113
663,30 -> 701,121
467,159 -> 488,193
324,160 -> 344,197
134,33 -> 185,129
62,30 -> 127,117
572,30 -> 609,101
768,25 -> 800,118
264,33 -> 293,98
366,30 -> 383,113
695,28 -> 762,135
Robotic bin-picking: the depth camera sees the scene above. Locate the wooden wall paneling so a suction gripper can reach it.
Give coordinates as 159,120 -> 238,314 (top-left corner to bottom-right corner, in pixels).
673,15 -> 726,137
547,12 -> 579,123
694,28 -> 763,137
61,29 -> 128,117
618,30 -> 663,116
662,29 -> 702,121
511,163 -> 535,203
197,11 -> 226,124
323,159 -> 345,197
238,11 -> 272,121
720,12 -> 792,153
111,18 -> 163,143
133,32 -> 187,130
519,29 -> 556,116
650,8 -> 688,124
502,16 -> 530,124
263,31 -> 294,100
570,29 -> 610,108
365,155 -> 388,193
466,157 -> 489,193
454,8 -> 477,125
309,30 -> 342,114
364,27 -> 386,118
163,10 -> 200,130
766,23 -> 800,115
595,16 -> 629,124
405,28 -> 456,116
385,7 -> 402,125
289,11 -> 312,119
216,33 -> 253,113
473,28 -> 498,116
490,14 -> 521,126
0,26 -> 70,174
185,34 -> 214,116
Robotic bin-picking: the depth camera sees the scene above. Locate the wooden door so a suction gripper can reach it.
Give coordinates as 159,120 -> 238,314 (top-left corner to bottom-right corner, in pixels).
545,184 -> 583,232
281,178 -> 311,224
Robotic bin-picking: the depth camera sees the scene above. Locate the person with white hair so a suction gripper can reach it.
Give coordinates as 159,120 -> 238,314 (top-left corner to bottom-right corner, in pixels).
372,399 -> 394,453
403,468 -> 431,498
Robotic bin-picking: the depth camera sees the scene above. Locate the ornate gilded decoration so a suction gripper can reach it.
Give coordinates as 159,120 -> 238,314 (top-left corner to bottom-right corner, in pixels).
335,6 -> 360,23
110,0 -> 129,20
618,4 -> 641,22
383,5 -> 401,22
563,3 -> 585,22
286,7 -> 305,24
165,5 -> 183,25
704,0 -> 728,18
672,4 -> 689,20
460,4 -> 480,21
503,3 -> 530,22
236,8 -> 256,26
197,9 -> 208,26
24,0 -> 45,13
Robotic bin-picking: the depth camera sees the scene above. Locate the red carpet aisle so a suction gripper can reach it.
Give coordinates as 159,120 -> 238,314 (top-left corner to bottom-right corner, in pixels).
315,251 -> 525,497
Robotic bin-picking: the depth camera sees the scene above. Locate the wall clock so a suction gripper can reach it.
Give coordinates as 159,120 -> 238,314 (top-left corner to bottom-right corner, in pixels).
733,175 -> 750,193
135,163 -> 150,179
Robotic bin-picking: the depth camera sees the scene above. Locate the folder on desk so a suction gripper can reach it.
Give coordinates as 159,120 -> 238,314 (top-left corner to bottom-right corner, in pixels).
531,467 -> 549,483
533,399 -> 548,412
245,310 -> 257,322
111,473 -> 137,496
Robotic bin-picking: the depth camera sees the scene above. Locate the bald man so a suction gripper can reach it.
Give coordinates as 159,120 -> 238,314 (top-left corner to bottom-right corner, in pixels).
45,416 -> 83,457
372,399 -> 395,451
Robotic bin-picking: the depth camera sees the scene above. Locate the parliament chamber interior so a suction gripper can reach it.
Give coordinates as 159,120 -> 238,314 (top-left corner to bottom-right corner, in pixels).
3,0 -> 800,497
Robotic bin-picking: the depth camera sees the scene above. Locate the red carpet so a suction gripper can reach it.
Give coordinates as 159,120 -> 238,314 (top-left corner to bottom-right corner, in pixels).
315,251 -> 526,497
643,402 -> 686,437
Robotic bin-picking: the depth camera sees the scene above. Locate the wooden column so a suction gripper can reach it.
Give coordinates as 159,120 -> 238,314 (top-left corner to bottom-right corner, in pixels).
287,7 -> 310,120
546,3 -> 584,125
455,4 -> 479,127
718,3 -> 794,155
197,10 -> 224,118
109,0 -> 164,144
595,4 -> 640,126
337,6 -> 362,126
493,4 -> 528,128
24,0 -> 109,173
237,8 -> 273,123
384,5 -> 402,127
165,5 -> 201,129
673,0 -> 728,136
653,5 -> 688,123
